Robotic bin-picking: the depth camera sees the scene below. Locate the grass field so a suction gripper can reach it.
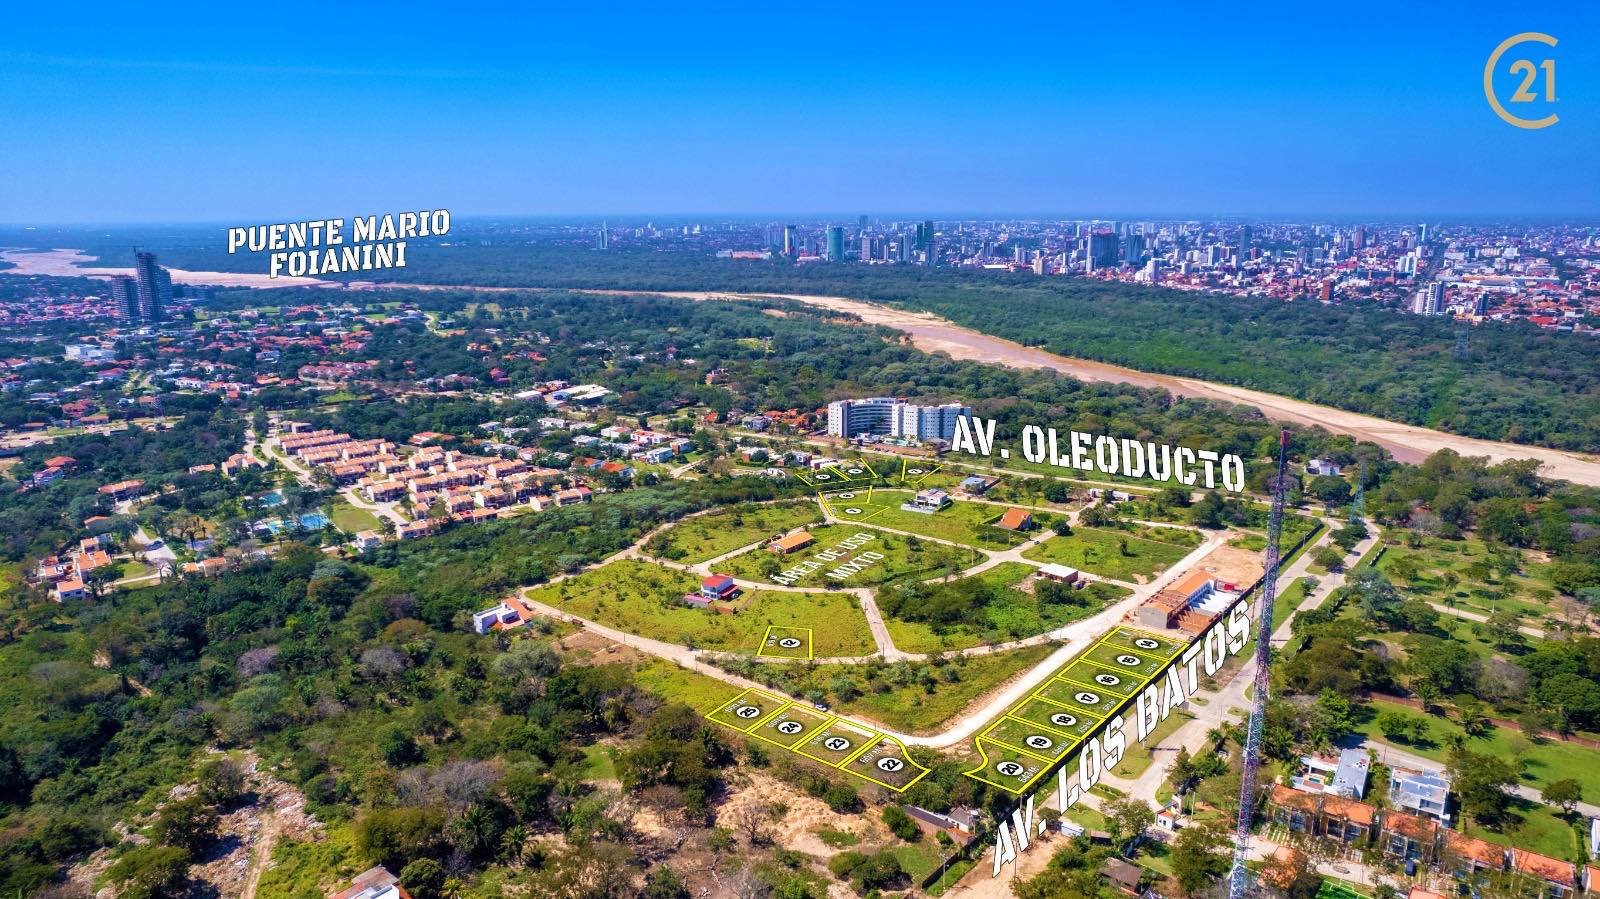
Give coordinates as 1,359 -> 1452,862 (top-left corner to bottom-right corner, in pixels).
1458,796 -> 1580,859
648,501 -> 823,563
1022,527 -> 1192,583
1354,696 -> 1600,799
1111,521 -> 1203,547
632,657 -> 744,713
862,491 -> 1033,550
580,743 -> 617,782
528,559 -> 877,656
1271,578 -> 1312,631
748,643 -> 1057,734
885,566 -> 1131,654
330,499 -> 382,533
722,523 -> 984,589
1375,534 -> 1558,621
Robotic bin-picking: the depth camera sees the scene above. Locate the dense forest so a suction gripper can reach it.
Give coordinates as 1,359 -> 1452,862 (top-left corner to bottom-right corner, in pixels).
287,244 -> 1597,454
15,229 -> 1600,450
2,477 -> 946,898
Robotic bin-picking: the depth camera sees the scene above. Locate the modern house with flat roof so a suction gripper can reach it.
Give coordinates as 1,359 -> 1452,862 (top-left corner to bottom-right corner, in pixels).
1390,765 -> 1452,826
902,488 -> 951,513
1291,748 -> 1370,799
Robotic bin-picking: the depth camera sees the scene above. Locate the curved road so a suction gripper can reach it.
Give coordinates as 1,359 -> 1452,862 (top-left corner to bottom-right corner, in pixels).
523,498 -> 1243,749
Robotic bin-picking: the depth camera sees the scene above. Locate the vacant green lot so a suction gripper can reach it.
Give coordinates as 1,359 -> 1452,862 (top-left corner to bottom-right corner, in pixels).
722,523 -> 983,589
885,565 -> 1131,653
1376,534 -> 1558,620
528,559 -> 876,656
864,491 -> 1033,549
632,657 -> 744,713
1354,696 -> 1600,799
648,501 -> 823,563
330,499 -> 382,533
1271,578 -> 1312,632
736,643 -> 1056,734
1113,522 -> 1203,548
1022,527 -> 1192,583
1458,796 -> 1579,860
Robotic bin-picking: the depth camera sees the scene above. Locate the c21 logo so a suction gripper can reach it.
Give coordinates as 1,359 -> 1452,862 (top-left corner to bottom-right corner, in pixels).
1484,32 -> 1558,130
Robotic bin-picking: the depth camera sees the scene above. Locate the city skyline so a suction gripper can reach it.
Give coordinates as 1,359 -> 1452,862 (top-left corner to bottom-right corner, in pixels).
3,2 -> 1596,222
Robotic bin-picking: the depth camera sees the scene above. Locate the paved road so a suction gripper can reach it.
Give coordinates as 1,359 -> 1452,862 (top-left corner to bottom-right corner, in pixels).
131,524 -> 175,565
1097,520 -> 1367,800
1360,737 -> 1600,820
528,519 -> 1235,747
1426,600 -> 1551,640
341,488 -> 409,528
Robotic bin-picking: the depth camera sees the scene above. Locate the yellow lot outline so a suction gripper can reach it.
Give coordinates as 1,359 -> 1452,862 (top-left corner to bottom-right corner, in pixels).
826,460 -> 879,481
757,624 -> 815,660
896,458 -> 942,485
706,687 -> 930,793
844,736 -> 932,792
820,486 -> 888,521
980,713 -> 1088,762
798,460 -> 876,488
961,625 -> 1185,794
748,705 -> 839,752
964,737 -> 1053,793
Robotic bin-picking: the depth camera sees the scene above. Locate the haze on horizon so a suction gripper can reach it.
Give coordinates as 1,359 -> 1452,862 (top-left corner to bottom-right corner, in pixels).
2,2 -> 1596,224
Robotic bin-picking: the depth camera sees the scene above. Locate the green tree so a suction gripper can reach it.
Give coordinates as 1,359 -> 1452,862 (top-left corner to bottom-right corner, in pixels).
400,859 -> 447,899
1447,748 -> 1518,827
642,864 -> 691,899
1171,818 -> 1231,895
1541,779 -> 1583,818
153,795 -> 219,855
882,806 -> 921,842
1105,797 -> 1156,846
107,845 -> 192,899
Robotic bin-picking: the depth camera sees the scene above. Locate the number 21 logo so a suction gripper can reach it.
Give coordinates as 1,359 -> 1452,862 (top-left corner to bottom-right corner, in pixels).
1484,33 -> 1558,130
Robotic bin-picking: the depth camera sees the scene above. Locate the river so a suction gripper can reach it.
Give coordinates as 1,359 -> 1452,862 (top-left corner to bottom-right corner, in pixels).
7,247 -> 1599,486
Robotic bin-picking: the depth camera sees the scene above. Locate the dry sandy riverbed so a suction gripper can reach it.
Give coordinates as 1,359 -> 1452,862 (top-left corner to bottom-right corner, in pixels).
7,248 -> 1597,486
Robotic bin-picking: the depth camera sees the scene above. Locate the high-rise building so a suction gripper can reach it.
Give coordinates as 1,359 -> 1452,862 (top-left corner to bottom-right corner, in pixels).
861,235 -> 874,261
108,275 -> 139,320
133,251 -> 172,323
783,225 -> 798,258
826,397 -> 971,442
1088,232 -> 1119,270
825,226 -> 845,262
1238,225 -> 1253,259
921,220 -> 935,248
858,214 -> 869,230
597,222 -> 609,250
893,402 -> 971,441
1123,234 -> 1146,265
1013,245 -> 1027,265
1417,223 -> 1429,245
1412,281 -> 1445,315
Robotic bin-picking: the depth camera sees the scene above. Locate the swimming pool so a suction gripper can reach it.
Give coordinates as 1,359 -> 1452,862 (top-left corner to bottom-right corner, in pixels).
255,511 -> 331,534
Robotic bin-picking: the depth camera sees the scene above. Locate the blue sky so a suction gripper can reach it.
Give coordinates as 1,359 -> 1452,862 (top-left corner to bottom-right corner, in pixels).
1,2 -> 1594,222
